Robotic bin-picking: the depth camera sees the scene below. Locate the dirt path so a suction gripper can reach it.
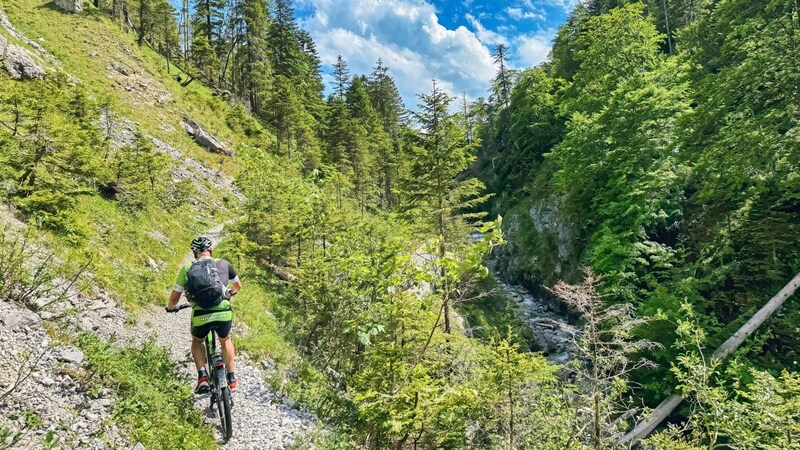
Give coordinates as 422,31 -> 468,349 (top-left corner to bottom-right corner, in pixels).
136,223 -> 316,449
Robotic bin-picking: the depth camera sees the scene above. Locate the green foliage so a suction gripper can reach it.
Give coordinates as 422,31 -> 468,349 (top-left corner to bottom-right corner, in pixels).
570,3 -> 665,112
404,81 -> 489,247
473,0 -> 800,402
111,132 -> 172,212
0,410 -> 57,450
0,74 -> 105,233
646,308 -> 800,448
78,334 -> 216,450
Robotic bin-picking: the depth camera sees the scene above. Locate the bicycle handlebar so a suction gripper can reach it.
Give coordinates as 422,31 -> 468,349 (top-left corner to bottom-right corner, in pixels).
165,303 -> 192,313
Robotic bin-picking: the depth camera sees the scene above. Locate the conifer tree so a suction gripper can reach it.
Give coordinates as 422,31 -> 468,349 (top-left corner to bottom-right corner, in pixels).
192,0 -> 224,55
366,59 -> 406,209
345,75 -> 386,211
237,0 -> 271,113
331,55 -> 350,100
268,0 -> 300,78
405,80 -> 488,333
491,44 -> 513,109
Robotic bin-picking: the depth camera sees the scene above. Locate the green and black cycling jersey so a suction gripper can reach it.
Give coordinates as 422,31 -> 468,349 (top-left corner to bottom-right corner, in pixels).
174,256 -> 238,337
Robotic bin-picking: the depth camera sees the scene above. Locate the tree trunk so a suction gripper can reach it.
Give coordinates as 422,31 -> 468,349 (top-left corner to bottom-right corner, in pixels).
619,271 -> 800,445
259,259 -> 297,282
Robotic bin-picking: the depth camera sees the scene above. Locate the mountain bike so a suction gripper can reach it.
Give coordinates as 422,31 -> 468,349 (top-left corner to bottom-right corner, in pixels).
167,303 -> 234,442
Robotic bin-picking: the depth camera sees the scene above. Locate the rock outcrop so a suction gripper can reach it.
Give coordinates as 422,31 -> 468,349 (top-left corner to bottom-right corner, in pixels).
181,116 -> 233,156
0,35 -> 45,80
53,0 -> 83,14
99,112 -> 244,205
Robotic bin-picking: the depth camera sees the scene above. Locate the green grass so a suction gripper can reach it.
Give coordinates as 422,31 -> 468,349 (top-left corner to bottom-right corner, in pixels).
2,0 -> 271,175
230,280 -> 298,364
46,197 -> 208,308
1,0 -> 252,308
78,334 -> 216,450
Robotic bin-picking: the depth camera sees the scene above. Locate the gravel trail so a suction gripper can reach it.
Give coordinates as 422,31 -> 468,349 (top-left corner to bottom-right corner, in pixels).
135,222 -> 316,449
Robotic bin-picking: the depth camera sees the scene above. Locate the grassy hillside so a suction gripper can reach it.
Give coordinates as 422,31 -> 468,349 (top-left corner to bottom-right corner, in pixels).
0,1 -> 307,446
1,0 -> 270,309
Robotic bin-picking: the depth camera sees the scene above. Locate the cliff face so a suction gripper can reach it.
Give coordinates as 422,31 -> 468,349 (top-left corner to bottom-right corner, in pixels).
493,192 -> 581,294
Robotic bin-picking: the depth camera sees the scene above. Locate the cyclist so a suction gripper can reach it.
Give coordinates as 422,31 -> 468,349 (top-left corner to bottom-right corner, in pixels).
166,236 -> 241,393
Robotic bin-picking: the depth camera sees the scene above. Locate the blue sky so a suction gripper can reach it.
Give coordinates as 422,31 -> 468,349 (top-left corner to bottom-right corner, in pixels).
295,0 -> 578,108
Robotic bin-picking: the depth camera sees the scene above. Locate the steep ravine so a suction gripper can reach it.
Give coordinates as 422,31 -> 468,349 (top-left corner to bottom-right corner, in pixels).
472,230 -> 578,363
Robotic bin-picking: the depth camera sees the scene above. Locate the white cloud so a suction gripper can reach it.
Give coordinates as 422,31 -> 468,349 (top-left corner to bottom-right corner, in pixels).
298,0 -> 498,107
541,0 -> 582,12
515,33 -> 553,67
505,7 -> 545,21
465,13 -> 509,46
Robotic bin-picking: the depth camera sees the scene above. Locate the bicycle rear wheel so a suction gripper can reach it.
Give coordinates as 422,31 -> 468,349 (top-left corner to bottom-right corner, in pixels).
216,371 -> 233,442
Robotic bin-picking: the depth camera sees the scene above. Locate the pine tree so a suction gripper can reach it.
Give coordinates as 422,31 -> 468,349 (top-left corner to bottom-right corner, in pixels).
366,59 -> 406,209
491,44 -> 513,109
237,0 -> 271,113
136,0 -> 152,47
405,80 -> 487,333
191,0 -> 224,81
269,0 -> 300,78
192,0 -> 224,51
331,55 -> 350,99
345,75 -> 386,211
296,29 -> 325,108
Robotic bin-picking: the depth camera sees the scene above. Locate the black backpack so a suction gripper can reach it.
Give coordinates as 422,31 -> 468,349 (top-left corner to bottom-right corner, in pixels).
185,259 -> 224,308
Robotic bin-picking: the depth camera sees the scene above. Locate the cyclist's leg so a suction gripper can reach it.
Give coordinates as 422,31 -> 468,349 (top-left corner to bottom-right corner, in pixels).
190,323 -> 211,370
216,320 -> 234,373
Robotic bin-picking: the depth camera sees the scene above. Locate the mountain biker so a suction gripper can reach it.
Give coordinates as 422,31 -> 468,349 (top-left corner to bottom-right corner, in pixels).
166,236 -> 241,393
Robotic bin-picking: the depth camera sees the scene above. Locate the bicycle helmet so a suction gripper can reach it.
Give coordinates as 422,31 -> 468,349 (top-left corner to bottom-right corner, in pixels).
190,236 -> 213,253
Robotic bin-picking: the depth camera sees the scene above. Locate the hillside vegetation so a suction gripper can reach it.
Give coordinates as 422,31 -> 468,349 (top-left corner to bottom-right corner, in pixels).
1,0 -> 799,448
475,0 -> 800,402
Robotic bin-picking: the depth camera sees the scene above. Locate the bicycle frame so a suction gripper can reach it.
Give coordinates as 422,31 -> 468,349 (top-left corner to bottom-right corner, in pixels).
205,329 -> 234,441
166,304 -> 232,441
206,330 -> 227,398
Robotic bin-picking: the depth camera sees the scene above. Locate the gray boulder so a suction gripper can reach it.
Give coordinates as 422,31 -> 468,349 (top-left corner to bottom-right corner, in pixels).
58,347 -> 85,365
1,37 -> 45,80
181,117 -> 233,156
3,310 -> 42,330
54,0 -> 83,14
530,317 -> 577,355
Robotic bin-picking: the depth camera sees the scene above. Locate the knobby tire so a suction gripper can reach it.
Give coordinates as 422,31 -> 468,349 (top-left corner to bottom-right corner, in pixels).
219,385 -> 233,442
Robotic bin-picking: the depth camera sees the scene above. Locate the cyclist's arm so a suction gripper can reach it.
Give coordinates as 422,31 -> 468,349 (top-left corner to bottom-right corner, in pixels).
224,260 -> 242,295
230,278 -> 242,295
167,264 -> 189,310
167,289 -> 182,310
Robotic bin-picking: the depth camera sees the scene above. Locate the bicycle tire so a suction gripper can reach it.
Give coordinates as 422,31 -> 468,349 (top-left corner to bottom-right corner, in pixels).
217,374 -> 233,442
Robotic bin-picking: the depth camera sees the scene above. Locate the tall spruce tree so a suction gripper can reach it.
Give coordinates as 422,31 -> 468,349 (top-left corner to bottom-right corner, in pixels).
366,59 -> 405,208
491,44 -> 513,109
237,0 -> 271,113
405,80 -> 487,333
268,0 -> 300,77
192,0 -> 224,53
331,55 -> 350,99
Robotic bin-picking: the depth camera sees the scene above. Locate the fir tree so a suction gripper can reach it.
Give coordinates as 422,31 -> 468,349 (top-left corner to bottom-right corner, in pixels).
491,44 -> 513,109
331,55 -> 350,100
405,80 -> 488,333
